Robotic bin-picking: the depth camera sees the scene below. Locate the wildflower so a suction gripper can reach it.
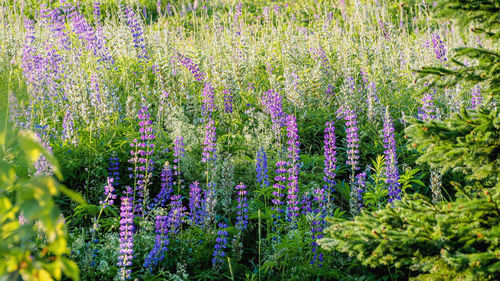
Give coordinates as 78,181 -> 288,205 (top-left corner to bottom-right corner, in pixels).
223,88 -> 233,114
202,82 -> 216,118
117,196 -> 134,280
418,91 -> 437,121
382,107 -> 400,202
235,183 -> 248,232
256,146 -> 269,188
350,172 -> 366,215
143,215 -> 169,270
469,86 -> 482,110
202,119 -> 217,163
212,222 -> 229,269
173,136 -> 185,181
150,162 -> 173,210
167,195 -> 186,235
431,33 -> 447,62
189,181 -> 203,226
261,89 -> 284,136
99,177 -> 116,208
323,121 -> 337,202
285,115 -> 300,221
272,161 -> 287,220
344,108 -> 360,174
108,154 -> 120,186
124,6 -> 148,61
178,54 -> 205,82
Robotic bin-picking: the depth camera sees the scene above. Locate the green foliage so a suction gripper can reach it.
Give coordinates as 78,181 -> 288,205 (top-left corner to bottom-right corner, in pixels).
319,192 -> 500,280
0,124 -> 83,280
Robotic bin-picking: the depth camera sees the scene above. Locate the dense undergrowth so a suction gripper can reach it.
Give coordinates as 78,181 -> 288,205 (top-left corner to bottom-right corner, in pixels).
0,0 -> 498,280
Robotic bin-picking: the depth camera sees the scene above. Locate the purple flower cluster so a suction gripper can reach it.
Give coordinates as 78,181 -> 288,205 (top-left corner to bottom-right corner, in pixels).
223,88 -> 233,114
285,115 -> 300,221
469,86 -> 482,110
178,54 -> 205,82
143,215 -> 169,270
350,172 -> 366,214
108,154 -> 120,186
129,105 -> 156,216
323,121 -> 337,198
261,89 -> 285,135
256,146 -> 269,188
117,196 -> 134,280
382,108 -> 400,202
235,183 -> 249,232
311,187 -> 325,266
202,119 -> 217,163
212,222 -> 229,269
99,177 -> 116,208
167,195 -> 186,235
418,92 -> 437,121
431,33 -> 447,62
344,108 -> 360,174
202,82 -> 216,118
150,162 -> 173,209
203,186 -> 217,229
124,6 -> 148,61
272,161 -> 287,220
189,181 -> 204,226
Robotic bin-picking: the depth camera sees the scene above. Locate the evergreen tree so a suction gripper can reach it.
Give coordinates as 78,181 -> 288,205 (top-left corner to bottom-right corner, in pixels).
320,1 -> 499,279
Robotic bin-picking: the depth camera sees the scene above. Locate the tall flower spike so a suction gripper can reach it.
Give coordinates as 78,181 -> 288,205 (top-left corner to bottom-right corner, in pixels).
108,154 -> 120,186
272,161 -> 287,221
212,222 -> 229,269
235,183 -> 249,232
202,119 -> 217,164
323,121 -> 337,206
117,196 -> 134,280
143,215 -> 169,270
344,108 -> 360,175
418,91 -> 437,121
202,82 -> 216,118
261,89 -> 284,136
285,115 -> 300,221
189,181 -> 203,226
100,177 -> 116,208
311,187 -> 326,266
469,86 -> 482,110
223,88 -> 233,114
150,162 -> 173,210
350,171 -> 367,216
256,146 -> 269,188
431,33 -> 447,62
173,136 -> 185,186
124,6 -> 148,61
167,195 -> 186,235
382,107 -> 400,203
178,54 -> 205,82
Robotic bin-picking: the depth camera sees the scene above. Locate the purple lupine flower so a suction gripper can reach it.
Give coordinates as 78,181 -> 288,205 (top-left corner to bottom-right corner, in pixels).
108,154 -> 120,186
124,6 -> 148,61
418,91 -> 437,121
344,108 -> 360,175
272,161 -> 287,220
178,54 -> 205,82
34,134 -> 54,176
62,110 -> 75,142
117,196 -> 134,280
202,119 -> 217,163
431,33 -> 447,62
99,177 -> 116,208
323,121 -> 337,202
93,2 -> 101,23
129,105 -> 155,216
202,82 -> 216,118
143,215 -> 169,270
223,88 -> 233,114
235,183 -> 249,232
189,181 -> 203,226
350,171 -> 367,215
150,162 -> 173,210
261,89 -> 285,136
378,20 -> 390,40
382,107 -> 400,202
311,187 -> 325,266
167,195 -> 186,235
173,136 -> 185,183
285,115 -> 300,221
202,186 -> 217,229
256,146 -> 269,188
469,86 -> 482,110
300,192 -> 312,215
212,222 -> 229,269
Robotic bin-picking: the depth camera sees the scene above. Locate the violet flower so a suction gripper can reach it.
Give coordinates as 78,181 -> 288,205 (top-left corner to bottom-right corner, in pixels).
285,115 -> 300,221
189,181 -> 203,226
117,196 -> 134,280
99,177 -> 116,208
202,82 -> 216,118
323,121 -> 337,203
202,119 -> 217,164
143,215 -> 169,270
382,107 -> 400,202
344,108 -> 360,175
124,6 -> 149,61
212,222 -> 229,269
261,89 -> 284,136
223,88 -> 233,114
256,146 -> 269,188
235,183 -> 248,232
